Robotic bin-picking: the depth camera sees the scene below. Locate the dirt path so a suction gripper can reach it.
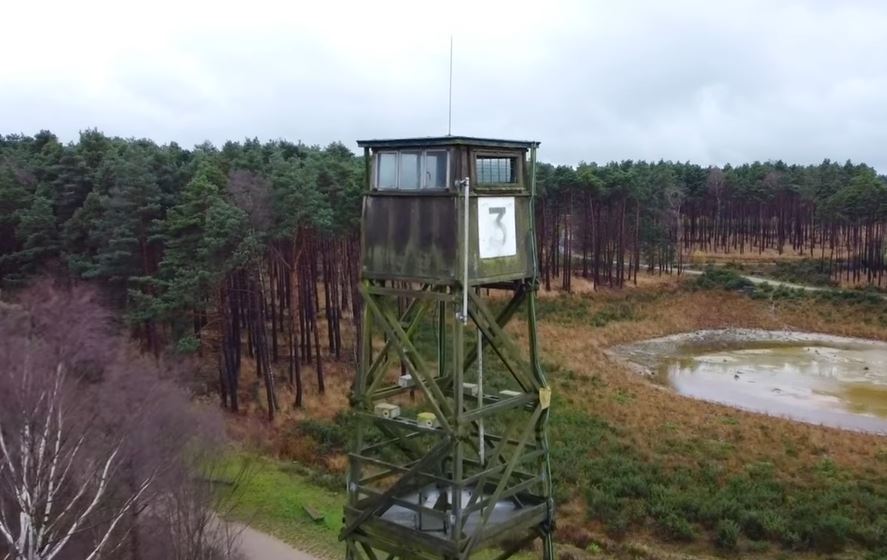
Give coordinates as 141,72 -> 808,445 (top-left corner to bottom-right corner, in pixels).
680,266 -> 887,299
679,267 -> 833,292
231,523 -> 319,560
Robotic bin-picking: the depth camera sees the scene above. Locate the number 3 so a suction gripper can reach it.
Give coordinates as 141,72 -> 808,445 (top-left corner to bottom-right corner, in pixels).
489,206 -> 507,246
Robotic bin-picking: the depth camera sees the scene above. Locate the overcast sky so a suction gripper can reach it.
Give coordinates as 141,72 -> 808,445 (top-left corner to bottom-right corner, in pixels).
2,0 -> 886,170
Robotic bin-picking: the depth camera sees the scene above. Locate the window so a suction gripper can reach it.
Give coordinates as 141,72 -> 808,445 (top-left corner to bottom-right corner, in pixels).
378,153 -> 397,188
477,157 -> 517,184
399,151 -> 421,189
425,151 -> 447,188
375,150 -> 449,190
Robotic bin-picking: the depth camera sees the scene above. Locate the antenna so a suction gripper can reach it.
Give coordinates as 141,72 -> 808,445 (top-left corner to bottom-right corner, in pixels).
448,35 -> 453,136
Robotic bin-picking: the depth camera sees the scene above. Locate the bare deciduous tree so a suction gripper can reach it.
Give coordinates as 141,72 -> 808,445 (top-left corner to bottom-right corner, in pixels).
0,281 -> 243,560
0,363 -> 155,560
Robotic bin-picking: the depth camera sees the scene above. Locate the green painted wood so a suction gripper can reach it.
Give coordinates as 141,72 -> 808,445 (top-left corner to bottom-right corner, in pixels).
463,420 -> 522,510
357,136 -> 539,150
347,138 -> 553,560
362,195 -> 534,284
462,284 -> 527,371
341,436 -> 453,541
360,541 -> 380,560
361,286 -> 454,430
467,291 -> 537,392
351,523 -> 453,560
462,405 -> 543,556
365,295 -> 432,398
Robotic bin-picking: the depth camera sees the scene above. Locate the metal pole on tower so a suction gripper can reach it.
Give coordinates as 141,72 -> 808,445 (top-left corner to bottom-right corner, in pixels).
448,35 -> 453,135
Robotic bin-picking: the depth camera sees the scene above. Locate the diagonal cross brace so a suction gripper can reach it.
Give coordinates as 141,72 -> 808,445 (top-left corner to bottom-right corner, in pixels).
467,289 -> 540,392
361,285 -> 455,430
462,283 -> 527,371
340,435 -> 453,541
464,417 -> 522,510
462,405 -> 544,558
365,296 -> 433,398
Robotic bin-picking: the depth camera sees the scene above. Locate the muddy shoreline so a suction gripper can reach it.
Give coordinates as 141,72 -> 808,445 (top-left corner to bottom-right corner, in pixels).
608,329 -> 887,434
608,328 -> 887,374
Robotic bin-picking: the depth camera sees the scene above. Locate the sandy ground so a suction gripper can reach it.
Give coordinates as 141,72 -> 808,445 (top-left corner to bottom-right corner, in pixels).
231,523 -> 319,560
610,328 -> 887,369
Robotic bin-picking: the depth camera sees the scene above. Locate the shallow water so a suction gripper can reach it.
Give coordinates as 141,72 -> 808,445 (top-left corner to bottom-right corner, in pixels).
611,330 -> 887,434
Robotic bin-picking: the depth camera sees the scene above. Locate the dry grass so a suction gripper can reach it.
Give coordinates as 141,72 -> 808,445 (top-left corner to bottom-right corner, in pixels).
687,247 -> 810,265
526,285 -> 887,471
230,272 -> 887,484
510,278 -> 887,553
222,274 -> 887,557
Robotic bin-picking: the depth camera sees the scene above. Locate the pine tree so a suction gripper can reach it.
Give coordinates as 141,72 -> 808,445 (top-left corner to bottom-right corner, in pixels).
87,147 -> 164,300
11,186 -> 59,274
0,163 -> 32,267
148,157 -> 254,348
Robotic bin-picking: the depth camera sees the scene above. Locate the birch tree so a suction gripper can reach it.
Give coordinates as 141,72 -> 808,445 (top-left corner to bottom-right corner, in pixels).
0,282 -> 237,560
0,363 -> 155,560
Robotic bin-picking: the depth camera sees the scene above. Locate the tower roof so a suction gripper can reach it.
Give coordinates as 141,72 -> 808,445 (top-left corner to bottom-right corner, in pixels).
356,135 -> 539,150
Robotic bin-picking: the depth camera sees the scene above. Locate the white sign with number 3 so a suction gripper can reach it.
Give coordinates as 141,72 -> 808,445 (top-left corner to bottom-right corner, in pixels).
477,197 -> 517,259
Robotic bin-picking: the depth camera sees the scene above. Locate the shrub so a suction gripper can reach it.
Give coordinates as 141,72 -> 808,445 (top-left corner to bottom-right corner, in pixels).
657,513 -> 696,542
557,394 -> 887,555
693,267 -> 753,291
604,510 -> 632,538
747,540 -> 770,553
590,302 -> 636,326
770,259 -> 836,287
716,519 -> 740,550
810,514 -> 853,553
298,417 -> 347,451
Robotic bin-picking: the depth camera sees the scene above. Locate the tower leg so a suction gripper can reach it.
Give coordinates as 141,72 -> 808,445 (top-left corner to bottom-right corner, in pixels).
528,284 -> 556,560
542,531 -> 555,560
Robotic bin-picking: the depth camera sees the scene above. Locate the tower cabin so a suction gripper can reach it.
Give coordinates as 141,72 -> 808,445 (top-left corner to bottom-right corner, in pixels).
358,136 -> 538,285
343,136 -> 554,560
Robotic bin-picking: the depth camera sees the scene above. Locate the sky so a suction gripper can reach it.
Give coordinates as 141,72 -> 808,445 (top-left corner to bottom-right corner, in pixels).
2,0 -> 887,170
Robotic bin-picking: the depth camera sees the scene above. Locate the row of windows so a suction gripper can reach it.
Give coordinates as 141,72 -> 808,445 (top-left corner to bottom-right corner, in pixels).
375,151 -> 518,190
477,157 -> 515,184
377,150 -> 448,190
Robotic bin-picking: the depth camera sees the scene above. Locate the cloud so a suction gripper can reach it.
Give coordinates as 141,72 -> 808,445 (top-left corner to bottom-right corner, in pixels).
1,0 -> 886,170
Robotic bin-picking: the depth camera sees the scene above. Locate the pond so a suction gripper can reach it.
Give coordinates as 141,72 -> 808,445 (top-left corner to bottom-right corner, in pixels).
610,329 -> 887,434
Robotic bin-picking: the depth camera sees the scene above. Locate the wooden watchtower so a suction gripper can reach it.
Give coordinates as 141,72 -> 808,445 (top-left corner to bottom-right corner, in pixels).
341,136 -> 554,560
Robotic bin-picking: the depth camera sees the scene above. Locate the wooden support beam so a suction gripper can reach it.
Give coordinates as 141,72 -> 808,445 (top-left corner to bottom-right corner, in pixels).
341,436 -> 453,541
366,284 -> 455,302
462,405 -> 544,557
467,289 -> 540,392
361,285 -> 455,430
464,418 -> 522,510
348,277 -> 554,560
461,392 -> 535,423
350,453 -> 452,486
365,295 -> 432,398
463,283 -> 527,371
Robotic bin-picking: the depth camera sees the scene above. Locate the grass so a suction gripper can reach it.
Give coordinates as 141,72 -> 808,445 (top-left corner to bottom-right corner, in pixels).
693,251 -> 887,292
528,277 -> 887,558
691,266 -> 887,327
218,452 -> 345,559
224,272 -> 887,559
548,402 -> 887,555
218,451 -> 545,559
724,258 -> 837,288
